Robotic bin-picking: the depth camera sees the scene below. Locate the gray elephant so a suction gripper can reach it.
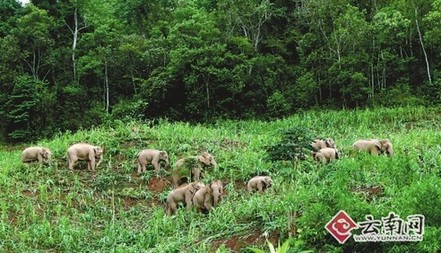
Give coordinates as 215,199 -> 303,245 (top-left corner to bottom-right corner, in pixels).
136,149 -> 170,174
313,147 -> 339,164
311,138 -> 336,151
172,151 -> 217,188
352,139 -> 393,156
67,143 -> 104,171
192,180 -> 224,213
166,181 -> 205,215
247,176 -> 272,194
21,147 -> 52,164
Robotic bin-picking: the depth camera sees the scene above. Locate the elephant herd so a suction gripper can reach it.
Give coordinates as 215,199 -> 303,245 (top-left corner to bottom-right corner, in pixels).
20,137 -> 392,215
311,138 -> 394,164
20,142 -> 274,215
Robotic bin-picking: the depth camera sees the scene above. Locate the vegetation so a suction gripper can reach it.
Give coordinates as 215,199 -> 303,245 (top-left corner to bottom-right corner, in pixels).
2,0 -> 441,141
1,107 -> 440,252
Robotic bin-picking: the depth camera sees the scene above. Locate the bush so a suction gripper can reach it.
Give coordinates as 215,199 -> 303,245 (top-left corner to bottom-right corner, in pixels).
266,91 -> 292,118
266,126 -> 315,161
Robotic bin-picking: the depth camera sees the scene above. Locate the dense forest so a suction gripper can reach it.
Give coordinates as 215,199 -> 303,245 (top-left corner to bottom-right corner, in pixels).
1,0 -> 441,142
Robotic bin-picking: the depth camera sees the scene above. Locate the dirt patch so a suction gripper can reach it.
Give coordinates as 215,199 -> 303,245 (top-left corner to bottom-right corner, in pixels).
22,190 -> 37,197
122,197 -> 143,209
233,180 -> 248,191
121,140 -> 138,149
351,185 -> 384,201
218,138 -> 248,150
211,230 -> 280,252
130,171 -> 140,180
148,176 -> 169,192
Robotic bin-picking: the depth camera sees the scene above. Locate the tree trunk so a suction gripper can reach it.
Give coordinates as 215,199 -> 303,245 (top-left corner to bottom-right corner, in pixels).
414,7 -> 432,85
72,7 -> 78,83
65,7 -> 87,84
105,57 -> 109,114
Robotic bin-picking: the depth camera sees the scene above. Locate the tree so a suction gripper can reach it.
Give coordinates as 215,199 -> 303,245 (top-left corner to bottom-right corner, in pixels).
62,0 -> 88,83
3,75 -> 55,141
217,0 -> 274,51
12,5 -> 55,82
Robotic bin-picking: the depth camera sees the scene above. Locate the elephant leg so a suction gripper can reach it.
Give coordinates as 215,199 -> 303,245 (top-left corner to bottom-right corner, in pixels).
152,160 -> 160,172
68,157 -> 77,170
370,146 -> 380,156
88,153 -> 95,171
257,184 -> 264,194
37,153 -> 43,163
185,194 -> 193,210
137,162 -> 143,174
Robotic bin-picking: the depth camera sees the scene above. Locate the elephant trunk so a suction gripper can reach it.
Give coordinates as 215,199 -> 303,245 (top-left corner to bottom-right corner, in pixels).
164,160 -> 170,170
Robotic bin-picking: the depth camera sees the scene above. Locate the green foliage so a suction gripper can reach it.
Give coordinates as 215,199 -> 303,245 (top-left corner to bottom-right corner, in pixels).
266,126 -> 315,162
2,0 -> 441,140
3,75 -> 55,141
368,82 -> 425,107
266,91 -> 292,118
0,107 -> 441,251
248,239 -> 289,253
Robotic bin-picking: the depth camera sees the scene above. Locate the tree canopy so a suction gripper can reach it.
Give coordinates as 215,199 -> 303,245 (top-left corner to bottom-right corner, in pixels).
1,0 -> 440,141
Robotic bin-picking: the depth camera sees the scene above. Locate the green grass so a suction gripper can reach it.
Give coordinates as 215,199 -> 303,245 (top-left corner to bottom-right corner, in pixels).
1,107 -> 441,252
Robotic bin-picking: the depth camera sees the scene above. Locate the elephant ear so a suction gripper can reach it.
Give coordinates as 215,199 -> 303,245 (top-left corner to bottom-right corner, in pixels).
198,153 -> 210,165
94,146 -> 103,156
373,140 -> 382,151
381,139 -> 393,155
266,177 -> 272,186
325,139 -> 334,148
207,184 -> 214,194
41,148 -> 47,158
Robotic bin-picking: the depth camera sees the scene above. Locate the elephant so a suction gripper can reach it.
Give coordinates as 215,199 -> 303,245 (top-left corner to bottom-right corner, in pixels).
166,181 -> 205,215
21,147 -> 52,164
311,138 -> 336,151
171,151 -> 217,188
136,149 -> 170,174
352,139 -> 393,156
67,143 -> 104,171
313,147 -> 339,164
247,176 -> 273,194
210,180 -> 224,207
192,180 -> 224,213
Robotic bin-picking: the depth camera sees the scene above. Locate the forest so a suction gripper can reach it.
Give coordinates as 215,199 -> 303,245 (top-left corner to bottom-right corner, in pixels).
1,0 -> 441,142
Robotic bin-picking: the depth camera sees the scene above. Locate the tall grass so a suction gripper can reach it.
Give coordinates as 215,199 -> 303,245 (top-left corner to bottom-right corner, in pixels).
0,106 -> 440,252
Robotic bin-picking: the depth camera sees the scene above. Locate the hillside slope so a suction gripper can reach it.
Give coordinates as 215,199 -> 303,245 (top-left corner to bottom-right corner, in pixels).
1,107 -> 440,252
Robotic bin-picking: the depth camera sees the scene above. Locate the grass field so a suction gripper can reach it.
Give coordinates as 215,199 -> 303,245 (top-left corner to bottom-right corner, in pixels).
1,107 -> 440,252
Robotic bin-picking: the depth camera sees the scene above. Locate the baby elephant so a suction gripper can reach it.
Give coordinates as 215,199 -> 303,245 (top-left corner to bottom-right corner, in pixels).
352,139 -> 393,157
136,149 -> 170,174
311,138 -> 336,151
67,143 -> 104,171
193,180 -> 224,213
247,176 -> 273,194
21,147 -> 52,164
313,147 -> 339,164
166,182 -> 205,215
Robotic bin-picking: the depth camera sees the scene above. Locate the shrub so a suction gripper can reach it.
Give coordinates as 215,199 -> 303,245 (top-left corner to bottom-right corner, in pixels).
266,126 -> 315,162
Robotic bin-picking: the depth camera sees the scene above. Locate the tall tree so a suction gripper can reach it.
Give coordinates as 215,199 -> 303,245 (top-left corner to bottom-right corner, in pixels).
12,5 -> 55,81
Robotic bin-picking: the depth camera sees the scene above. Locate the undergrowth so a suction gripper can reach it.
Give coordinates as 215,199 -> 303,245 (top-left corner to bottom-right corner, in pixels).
0,106 -> 440,252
